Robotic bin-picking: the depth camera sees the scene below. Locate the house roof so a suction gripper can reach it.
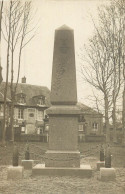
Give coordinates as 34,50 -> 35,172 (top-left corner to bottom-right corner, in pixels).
0,82 -> 102,115
77,102 -> 103,116
0,82 -> 51,107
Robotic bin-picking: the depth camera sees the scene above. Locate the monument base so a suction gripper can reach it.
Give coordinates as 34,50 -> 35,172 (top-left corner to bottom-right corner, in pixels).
100,167 -> 116,181
21,160 -> 34,170
97,161 -> 105,171
32,164 -> 92,178
7,166 -> 24,180
45,150 -> 80,168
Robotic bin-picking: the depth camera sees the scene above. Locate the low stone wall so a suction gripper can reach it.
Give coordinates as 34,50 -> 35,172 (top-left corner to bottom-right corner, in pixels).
85,135 -> 105,142
17,134 -> 106,142
20,134 -> 48,142
20,134 -> 41,142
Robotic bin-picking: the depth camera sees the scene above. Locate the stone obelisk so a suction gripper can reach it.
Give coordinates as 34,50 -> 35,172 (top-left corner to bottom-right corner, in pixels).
32,25 -> 92,177
45,25 -> 81,168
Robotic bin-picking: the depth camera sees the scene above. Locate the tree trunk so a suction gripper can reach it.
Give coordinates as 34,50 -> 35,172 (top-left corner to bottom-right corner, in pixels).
10,100 -> 14,142
104,96 -> 110,143
0,1 -> 3,77
122,87 -> 125,145
112,102 -> 117,143
2,1 -> 12,146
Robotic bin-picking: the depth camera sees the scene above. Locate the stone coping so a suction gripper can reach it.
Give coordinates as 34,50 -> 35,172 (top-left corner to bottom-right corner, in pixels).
46,105 -> 81,115
21,160 -> 34,162
32,164 -> 92,178
46,150 -> 80,154
33,164 -> 91,169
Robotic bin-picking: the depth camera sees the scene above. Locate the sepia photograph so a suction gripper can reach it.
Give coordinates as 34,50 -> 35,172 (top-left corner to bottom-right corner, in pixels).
0,0 -> 125,193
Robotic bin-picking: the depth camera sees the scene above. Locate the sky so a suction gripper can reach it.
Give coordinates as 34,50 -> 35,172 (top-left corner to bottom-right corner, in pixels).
1,0 -> 110,108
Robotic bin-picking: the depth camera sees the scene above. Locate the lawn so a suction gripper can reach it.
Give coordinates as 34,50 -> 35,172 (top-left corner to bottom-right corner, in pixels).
0,142 -> 125,194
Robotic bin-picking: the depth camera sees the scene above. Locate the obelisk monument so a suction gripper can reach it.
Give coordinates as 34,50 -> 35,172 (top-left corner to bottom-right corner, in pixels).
32,25 -> 92,177
45,25 -> 81,168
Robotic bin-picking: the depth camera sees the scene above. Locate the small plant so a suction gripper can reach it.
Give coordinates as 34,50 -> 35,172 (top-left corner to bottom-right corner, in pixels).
100,144 -> 104,162
105,144 -> 111,168
25,144 -> 30,160
12,144 -> 19,166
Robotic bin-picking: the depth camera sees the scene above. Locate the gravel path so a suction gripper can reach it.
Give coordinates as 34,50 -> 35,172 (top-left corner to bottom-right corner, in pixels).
0,165 -> 125,194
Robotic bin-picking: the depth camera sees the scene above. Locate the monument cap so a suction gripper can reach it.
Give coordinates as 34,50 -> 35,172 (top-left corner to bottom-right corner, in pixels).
56,24 -> 73,31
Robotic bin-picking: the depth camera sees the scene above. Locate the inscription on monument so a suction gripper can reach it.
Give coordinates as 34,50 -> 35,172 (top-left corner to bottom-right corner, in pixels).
53,62 -> 66,94
59,38 -> 69,53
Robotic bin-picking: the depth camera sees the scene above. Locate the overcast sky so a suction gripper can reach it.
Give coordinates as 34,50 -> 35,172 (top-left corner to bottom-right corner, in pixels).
2,0 -> 109,107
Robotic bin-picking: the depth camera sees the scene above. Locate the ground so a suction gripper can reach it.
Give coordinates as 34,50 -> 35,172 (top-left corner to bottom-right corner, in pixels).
0,142 -> 125,194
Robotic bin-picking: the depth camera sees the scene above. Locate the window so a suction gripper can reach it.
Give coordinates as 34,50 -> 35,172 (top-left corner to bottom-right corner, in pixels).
18,108 -> 24,119
38,96 -> 45,105
19,97 -> 25,104
79,125 -> 84,131
37,110 -> 44,121
17,93 -> 25,104
92,122 -> 98,131
79,115 -> 86,122
21,127 -> 25,133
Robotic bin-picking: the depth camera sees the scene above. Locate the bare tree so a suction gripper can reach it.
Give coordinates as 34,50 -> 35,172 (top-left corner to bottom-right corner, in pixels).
81,32 -> 113,142
85,90 -> 104,114
109,0 -> 125,143
116,0 -> 125,145
2,1 -> 12,146
2,0 -> 35,143
81,0 -> 124,143
99,2 -> 123,143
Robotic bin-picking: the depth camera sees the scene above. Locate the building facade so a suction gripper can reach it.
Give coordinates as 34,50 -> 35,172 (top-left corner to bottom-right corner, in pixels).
0,79 -> 50,141
77,103 -> 104,142
0,80 -> 103,142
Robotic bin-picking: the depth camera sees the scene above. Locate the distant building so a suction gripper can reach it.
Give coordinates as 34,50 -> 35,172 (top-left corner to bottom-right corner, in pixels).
0,78 -> 104,142
77,102 -> 104,142
0,78 -> 50,141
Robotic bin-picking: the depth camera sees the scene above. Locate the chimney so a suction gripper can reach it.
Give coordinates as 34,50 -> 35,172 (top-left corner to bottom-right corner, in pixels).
22,76 -> 26,83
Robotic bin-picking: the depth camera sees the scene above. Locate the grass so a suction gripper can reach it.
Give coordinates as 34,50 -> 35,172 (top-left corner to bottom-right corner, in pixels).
0,142 -> 125,194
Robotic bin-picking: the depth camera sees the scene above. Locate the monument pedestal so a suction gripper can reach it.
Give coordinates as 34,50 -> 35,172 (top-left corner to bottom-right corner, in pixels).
45,150 -> 80,168
7,166 -> 24,180
32,105 -> 93,177
21,160 -> 34,170
100,168 -> 116,181
45,105 -> 81,168
32,164 -> 92,178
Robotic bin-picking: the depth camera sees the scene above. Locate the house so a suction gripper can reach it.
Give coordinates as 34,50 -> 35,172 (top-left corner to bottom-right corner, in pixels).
77,102 -> 104,142
0,77 -> 51,141
0,78 -> 104,142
